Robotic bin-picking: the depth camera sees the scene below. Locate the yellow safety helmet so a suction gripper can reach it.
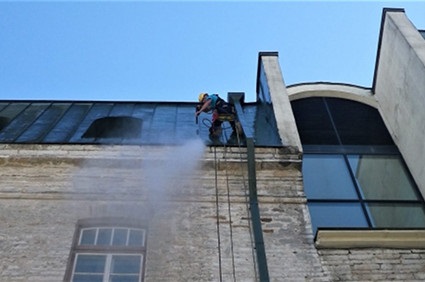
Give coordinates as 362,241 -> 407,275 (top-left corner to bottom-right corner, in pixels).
198,93 -> 207,102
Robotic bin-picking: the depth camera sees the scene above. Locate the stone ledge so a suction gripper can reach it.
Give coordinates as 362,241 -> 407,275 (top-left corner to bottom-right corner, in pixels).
316,229 -> 425,249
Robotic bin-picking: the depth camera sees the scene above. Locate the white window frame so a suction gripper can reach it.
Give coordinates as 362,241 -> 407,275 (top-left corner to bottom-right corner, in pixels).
64,218 -> 147,282
71,253 -> 144,282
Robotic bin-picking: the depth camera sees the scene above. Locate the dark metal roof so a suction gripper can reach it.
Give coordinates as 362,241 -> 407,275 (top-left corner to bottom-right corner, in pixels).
0,100 -> 282,146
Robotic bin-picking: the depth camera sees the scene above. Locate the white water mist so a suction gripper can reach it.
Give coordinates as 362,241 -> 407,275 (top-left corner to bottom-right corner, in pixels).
67,139 -> 205,222
142,138 -> 205,217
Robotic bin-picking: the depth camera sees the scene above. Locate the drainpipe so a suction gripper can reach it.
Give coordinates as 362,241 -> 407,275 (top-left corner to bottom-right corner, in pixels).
228,92 -> 270,282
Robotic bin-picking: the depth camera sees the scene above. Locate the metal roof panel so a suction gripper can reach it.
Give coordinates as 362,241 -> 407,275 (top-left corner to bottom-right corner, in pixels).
0,101 -> 282,146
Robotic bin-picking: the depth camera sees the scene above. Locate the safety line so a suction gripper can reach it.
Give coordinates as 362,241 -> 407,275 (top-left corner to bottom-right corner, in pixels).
235,127 -> 259,281
221,130 -> 237,282
213,146 -> 223,282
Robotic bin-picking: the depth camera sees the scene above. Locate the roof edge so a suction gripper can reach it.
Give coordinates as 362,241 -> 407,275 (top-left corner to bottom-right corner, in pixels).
372,7 -> 406,93
286,82 -> 377,108
256,51 -> 279,95
287,81 -> 370,90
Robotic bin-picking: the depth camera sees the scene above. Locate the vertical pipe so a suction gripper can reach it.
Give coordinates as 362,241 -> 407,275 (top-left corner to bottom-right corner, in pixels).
246,138 -> 270,282
229,93 -> 270,281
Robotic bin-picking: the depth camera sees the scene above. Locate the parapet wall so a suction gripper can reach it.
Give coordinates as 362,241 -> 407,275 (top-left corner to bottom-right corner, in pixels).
374,10 -> 425,195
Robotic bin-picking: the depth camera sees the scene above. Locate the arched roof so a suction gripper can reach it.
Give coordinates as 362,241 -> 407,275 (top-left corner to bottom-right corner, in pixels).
286,82 -> 378,108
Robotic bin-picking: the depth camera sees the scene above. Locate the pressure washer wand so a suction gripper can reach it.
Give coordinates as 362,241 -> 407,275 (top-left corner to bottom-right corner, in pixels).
195,104 -> 202,125
195,105 -> 200,135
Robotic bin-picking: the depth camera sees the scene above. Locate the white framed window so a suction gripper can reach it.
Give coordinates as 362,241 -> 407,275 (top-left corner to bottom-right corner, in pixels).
65,218 -> 146,282
79,227 -> 146,247
72,253 -> 143,282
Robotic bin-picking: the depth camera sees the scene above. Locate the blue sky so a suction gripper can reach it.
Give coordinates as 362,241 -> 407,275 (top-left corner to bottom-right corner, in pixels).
0,1 -> 424,103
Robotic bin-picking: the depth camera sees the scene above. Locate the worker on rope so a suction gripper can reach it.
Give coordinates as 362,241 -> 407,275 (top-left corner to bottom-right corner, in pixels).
195,92 -> 237,137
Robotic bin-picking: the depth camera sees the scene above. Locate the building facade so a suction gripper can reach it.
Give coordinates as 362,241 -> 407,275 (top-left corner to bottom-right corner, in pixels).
0,8 -> 425,281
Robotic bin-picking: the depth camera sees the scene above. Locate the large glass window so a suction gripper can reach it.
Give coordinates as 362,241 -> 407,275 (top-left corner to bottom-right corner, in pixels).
64,219 -> 146,282
292,97 -> 425,236
304,154 -> 425,234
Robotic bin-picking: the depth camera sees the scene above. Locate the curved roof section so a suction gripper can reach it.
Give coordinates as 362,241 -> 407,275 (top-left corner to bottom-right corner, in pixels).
286,82 -> 378,108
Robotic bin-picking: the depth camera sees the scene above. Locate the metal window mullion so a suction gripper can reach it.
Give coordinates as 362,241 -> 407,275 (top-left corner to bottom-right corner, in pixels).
343,154 -> 374,228
94,228 -> 100,245
308,199 -> 360,203
111,228 -> 115,246
126,229 -> 130,246
104,254 -> 113,282
78,229 -> 83,245
323,97 -> 343,145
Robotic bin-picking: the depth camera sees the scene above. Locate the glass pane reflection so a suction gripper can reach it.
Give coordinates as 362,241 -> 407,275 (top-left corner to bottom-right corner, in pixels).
303,155 -> 358,199
308,202 -> 368,234
80,229 -> 96,245
112,229 -> 127,246
73,274 -> 103,282
129,229 -> 144,246
97,228 -> 112,246
348,155 -> 419,200
111,255 -> 141,274
368,203 -> 425,228
75,254 -> 106,273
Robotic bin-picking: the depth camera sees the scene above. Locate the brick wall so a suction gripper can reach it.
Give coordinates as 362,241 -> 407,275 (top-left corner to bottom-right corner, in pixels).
1,144 -> 425,281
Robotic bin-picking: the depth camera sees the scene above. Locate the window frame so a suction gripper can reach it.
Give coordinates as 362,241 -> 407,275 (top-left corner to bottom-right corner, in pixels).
303,146 -> 425,237
64,217 -> 147,282
291,97 -> 425,246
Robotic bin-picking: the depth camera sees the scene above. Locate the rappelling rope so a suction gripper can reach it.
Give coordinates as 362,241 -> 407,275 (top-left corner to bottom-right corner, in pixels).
234,123 -> 259,281
213,146 -> 223,282
220,128 -> 237,282
206,113 -> 257,281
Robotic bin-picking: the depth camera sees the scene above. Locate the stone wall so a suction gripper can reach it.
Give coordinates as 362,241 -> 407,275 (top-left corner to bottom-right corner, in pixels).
319,249 -> 425,281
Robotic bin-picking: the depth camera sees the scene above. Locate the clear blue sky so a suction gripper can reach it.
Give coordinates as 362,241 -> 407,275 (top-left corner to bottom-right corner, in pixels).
1,1 -> 424,102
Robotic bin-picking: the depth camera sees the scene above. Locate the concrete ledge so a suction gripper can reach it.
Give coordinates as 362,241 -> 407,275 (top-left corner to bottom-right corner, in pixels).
316,229 -> 425,249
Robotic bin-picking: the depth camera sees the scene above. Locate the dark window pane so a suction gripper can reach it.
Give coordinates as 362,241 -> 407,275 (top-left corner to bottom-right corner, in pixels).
110,275 -> 140,282
291,97 -> 339,145
367,203 -> 425,228
74,254 -> 106,273
97,228 -> 112,246
308,202 -> 369,234
348,155 -> 420,200
111,255 -> 141,274
128,229 -> 144,246
326,98 -> 394,145
303,155 -> 358,199
112,228 -> 128,246
80,229 -> 96,245
72,274 -> 103,282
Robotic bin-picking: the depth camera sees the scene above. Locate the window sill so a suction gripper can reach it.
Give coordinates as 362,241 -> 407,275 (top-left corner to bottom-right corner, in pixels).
315,229 -> 425,249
